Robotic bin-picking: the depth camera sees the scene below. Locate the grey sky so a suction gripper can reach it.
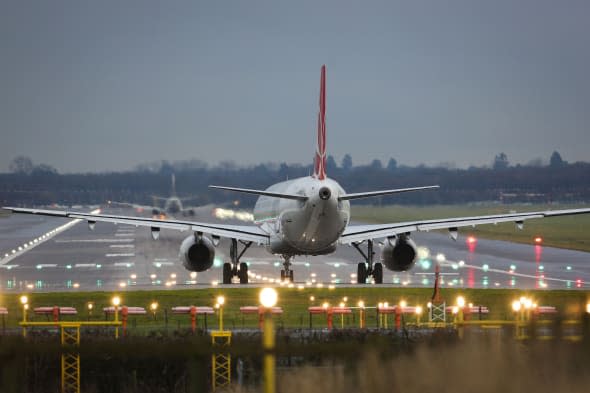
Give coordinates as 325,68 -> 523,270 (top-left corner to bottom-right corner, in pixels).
1,1 -> 589,173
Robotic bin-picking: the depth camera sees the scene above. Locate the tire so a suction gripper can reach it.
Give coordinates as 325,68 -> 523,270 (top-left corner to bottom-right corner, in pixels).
357,263 -> 367,284
289,270 -> 294,283
373,263 -> 383,284
222,263 -> 232,284
239,262 -> 248,284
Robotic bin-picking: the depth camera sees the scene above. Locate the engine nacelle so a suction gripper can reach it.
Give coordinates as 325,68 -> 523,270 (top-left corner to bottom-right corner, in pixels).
381,237 -> 418,272
179,234 -> 215,272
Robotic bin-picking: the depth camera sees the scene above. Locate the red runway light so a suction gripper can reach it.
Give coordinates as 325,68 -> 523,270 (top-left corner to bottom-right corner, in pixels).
466,236 -> 477,245
534,237 -> 543,244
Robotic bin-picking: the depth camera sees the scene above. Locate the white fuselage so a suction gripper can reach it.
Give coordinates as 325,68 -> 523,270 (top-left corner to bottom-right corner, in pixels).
253,177 -> 350,256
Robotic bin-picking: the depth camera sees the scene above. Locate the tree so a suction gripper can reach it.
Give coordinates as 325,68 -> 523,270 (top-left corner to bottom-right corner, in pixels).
549,151 -> 566,168
326,155 -> 338,172
493,152 -> 509,170
370,159 -> 383,170
386,158 -> 398,171
32,164 -> 58,174
9,156 -> 34,174
341,154 -> 352,171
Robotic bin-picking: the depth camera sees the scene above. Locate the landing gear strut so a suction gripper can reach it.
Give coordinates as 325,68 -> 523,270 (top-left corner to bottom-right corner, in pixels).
222,239 -> 252,284
280,255 -> 294,283
352,239 -> 383,284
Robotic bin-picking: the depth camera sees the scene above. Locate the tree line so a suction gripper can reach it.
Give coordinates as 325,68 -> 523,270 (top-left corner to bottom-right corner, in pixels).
1,151 -> 588,207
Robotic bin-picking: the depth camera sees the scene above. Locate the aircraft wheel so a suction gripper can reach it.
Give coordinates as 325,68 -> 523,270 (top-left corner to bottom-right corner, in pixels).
222,263 -> 232,284
357,263 -> 367,284
373,263 -> 383,284
239,262 -> 249,284
289,270 -> 294,283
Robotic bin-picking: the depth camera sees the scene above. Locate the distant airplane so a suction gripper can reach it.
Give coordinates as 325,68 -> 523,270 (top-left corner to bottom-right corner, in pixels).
109,174 -> 199,217
4,66 -> 590,285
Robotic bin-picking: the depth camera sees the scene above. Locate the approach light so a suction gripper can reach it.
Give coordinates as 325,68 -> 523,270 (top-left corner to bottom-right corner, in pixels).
259,288 -> 278,308
216,295 -> 225,306
112,296 -> 121,307
309,296 -> 315,302
358,300 -> 365,308
399,300 -> 407,308
512,300 -> 521,312
456,296 -> 466,308
150,302 -> 158,311
322,302 -> 329,310
415,306 -> 423,315
87,302 -> 94,311
20,295 -> 28,305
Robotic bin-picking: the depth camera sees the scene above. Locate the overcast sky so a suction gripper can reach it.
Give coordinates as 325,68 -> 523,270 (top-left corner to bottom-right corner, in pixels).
1,1 -> 588,173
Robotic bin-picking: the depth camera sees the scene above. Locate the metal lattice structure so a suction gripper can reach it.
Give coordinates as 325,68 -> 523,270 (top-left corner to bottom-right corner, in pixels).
211,331 -> 232,391
60,323 -> 81,393
429,263 -> 446,324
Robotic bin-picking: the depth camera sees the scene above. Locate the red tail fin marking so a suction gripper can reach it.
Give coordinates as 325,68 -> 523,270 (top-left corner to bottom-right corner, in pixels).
314,65 -> 327,180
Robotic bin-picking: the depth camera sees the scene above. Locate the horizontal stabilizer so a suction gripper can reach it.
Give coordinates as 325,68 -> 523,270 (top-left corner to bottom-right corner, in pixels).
209,185 -> 308,201
338,185 -> 439,201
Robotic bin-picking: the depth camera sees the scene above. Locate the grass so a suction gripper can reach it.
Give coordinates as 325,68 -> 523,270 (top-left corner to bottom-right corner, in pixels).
352,204 -> 590,252
1,287 -> 589,331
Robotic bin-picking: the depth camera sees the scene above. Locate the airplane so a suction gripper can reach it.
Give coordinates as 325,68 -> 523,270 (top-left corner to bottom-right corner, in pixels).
3,65 -> 590,285
109,174 -> 199,217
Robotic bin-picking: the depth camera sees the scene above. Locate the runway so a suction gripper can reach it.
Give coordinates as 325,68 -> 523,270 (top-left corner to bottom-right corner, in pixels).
1,206 -> 589,292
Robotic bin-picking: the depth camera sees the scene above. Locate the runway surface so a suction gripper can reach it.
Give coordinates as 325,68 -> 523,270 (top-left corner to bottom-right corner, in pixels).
1,206 -> 589,292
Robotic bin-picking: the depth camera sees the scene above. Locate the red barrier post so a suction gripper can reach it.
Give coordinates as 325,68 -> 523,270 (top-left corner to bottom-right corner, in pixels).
190,306 -> 197,333
121,306 -> 128,337
327,307 -> 333,330
52,305 -> 59,327
394,307 -> 401,330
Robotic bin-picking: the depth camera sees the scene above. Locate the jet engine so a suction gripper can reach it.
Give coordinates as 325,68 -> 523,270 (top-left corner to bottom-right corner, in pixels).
381,236 -> 417,272
179,234 -> 215,272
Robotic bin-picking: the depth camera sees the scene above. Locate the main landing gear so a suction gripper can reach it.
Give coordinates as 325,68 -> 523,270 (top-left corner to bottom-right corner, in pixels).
222,239 -> 252,284
280,255 -> 294,283
352,239 -> 383,284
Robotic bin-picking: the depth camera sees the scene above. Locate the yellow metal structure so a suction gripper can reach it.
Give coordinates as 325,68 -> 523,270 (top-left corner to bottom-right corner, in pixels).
211,330 -> 232,391
19,321 -> 122,393
262,314 -> 276,393
61,323 -> 81,393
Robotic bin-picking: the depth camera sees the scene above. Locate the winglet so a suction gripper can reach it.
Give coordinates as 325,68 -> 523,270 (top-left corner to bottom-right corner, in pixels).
313,65 -> 327,180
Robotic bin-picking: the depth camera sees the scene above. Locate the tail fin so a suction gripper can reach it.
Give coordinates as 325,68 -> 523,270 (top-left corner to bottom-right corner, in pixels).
313,65 -> 327,180
171,174 -> 177,196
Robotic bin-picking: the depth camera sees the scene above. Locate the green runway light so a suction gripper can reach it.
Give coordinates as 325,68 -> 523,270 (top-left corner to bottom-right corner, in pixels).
36,265 -> 42,270
482,264 -> 489,272
420,260 -> 431,270
334,263 -> 340,268
96,264 -> 102,269
566,266 -> 572,271
96,279 -> 102,287
66,264 -> 72,269
539,265 -> 544,271
213,258 -> 223,267
452,263 -> 458,270
305,262 -> 310,267
422,278 -> 429,285
274,262 -> 280,267
510,264 -> 516,271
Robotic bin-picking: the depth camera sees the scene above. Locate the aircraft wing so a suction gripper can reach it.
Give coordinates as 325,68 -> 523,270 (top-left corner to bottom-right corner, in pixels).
340,208 -> 590,244
2,207 -> 269,245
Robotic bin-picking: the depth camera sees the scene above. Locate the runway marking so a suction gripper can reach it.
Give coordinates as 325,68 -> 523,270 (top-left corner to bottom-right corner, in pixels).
0,264 -> 18,269
245,261 -> 270,265
0,208 -> 100,265
153,261 -> 174,266
113,262 -> 135,267
114,233 -> 134,237
55,238 -> 134,243
74,263 -> 97,267
109,244 -> 135,248
439,260 -> 589,287
105,253 -> 135,257
36,264 -> 57,268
